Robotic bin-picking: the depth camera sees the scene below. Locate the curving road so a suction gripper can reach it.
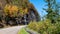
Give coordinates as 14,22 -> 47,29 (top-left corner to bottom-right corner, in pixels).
0,25 -> 26,34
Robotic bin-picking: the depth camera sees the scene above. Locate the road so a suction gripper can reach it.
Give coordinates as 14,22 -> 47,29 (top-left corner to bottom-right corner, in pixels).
0,25 -> 26,34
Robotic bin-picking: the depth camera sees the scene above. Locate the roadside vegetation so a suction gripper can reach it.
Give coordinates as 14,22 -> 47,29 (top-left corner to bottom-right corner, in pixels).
27,0 -> 60,34
18,28 -> 29,34
28,20 -> 60,34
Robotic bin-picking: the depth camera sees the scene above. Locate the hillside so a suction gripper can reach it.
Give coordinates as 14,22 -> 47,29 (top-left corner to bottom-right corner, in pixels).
0,0 -> 40,28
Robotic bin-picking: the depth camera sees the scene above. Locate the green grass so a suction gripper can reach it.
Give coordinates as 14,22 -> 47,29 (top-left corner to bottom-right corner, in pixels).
18,28 -> 29,34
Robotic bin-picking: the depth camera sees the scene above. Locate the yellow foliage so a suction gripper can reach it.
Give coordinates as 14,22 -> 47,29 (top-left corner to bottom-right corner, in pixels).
4,4 -> 18,17
10,5 -> 18,11
43,31 -> 48,34
4,4 -> 18,11
19,8 -> 28,16
44,19 -> 51,26
4,4 -> 28,17
19,8 -> 24,16
24,8 -> 28,14
28,21 -> 39,31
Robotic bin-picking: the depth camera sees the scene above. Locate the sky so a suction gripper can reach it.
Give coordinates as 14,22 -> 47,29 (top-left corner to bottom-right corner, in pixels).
29,0 -> 60,18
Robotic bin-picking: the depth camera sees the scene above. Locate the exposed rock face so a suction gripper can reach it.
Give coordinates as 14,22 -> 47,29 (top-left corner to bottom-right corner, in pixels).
0,0 -> 40,27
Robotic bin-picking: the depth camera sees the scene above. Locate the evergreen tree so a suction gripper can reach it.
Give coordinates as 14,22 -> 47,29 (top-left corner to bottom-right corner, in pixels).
44,0 -> 60,23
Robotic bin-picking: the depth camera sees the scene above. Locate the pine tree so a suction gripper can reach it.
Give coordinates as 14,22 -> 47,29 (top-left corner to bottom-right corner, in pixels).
44,0 -> 60,23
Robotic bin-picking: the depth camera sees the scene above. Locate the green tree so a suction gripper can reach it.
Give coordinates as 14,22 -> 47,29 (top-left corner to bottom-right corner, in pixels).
44,0 -> 60,23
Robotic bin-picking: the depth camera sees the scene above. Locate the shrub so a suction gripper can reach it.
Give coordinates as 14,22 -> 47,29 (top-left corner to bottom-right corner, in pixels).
28,21 -> 39,31
28,19 -> 60,34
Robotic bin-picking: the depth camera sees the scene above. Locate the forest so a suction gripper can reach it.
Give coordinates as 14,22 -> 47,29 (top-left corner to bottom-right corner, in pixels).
0,0 -> 40,28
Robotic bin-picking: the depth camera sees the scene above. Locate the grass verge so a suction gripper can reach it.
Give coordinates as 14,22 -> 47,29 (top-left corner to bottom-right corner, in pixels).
18,28 -> 29,34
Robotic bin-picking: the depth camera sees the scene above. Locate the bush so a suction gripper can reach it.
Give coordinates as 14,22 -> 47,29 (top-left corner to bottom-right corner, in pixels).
28,19 -> 60,34
28,21 -> 39,31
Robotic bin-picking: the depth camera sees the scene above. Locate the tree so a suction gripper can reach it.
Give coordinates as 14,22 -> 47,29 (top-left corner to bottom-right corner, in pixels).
44,0 -> 60,23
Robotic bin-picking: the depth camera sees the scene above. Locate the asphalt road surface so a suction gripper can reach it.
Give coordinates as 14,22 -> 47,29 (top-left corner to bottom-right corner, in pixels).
0,25 -> 26,34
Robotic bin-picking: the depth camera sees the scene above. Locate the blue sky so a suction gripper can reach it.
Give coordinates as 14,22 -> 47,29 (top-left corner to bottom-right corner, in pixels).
29,0 -> 60,18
